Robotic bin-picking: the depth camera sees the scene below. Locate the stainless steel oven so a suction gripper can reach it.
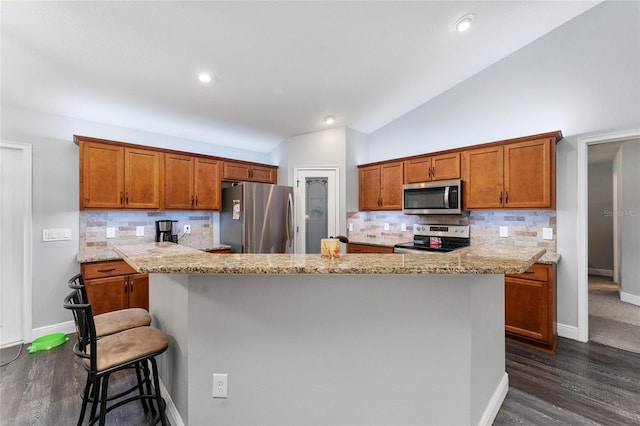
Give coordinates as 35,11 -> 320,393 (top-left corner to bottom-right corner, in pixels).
394,224 -> 470,253
402,179 -> 462,215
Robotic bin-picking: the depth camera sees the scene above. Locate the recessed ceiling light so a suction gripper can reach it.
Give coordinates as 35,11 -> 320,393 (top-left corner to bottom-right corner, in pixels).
324,115 -> 335,125
455,14 -> 475,32
198,72 -> 212,83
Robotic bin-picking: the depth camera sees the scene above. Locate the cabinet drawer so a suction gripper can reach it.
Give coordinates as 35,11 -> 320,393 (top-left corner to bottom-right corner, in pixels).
82,260 -> 137,279
506,263 -> 548,281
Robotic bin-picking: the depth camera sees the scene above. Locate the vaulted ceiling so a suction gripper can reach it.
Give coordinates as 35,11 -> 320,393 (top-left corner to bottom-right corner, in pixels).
1,1 -> 601,152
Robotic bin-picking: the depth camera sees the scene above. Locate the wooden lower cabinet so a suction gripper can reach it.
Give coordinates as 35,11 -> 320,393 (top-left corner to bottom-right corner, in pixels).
505,263 -> 557,352
81,260 -> 149,315
347,243 -> 394,254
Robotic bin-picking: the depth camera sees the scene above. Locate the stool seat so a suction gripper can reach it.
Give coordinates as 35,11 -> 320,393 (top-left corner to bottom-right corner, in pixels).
94,308 -> 151,337
88,326 -> 168,372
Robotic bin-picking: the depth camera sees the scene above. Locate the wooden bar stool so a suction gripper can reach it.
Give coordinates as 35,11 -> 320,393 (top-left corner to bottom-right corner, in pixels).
63,290 -> 168,425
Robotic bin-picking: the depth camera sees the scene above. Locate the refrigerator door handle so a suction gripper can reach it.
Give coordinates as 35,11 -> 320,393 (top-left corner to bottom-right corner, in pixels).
286,192 -> 294,245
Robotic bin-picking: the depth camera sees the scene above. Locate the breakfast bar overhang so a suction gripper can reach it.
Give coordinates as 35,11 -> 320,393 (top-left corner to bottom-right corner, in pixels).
115,243 -> 545,426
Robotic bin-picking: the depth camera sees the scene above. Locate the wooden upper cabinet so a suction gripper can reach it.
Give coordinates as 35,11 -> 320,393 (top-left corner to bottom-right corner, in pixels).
123,147 -> 162,209
404,153 -> 460,183
80,142 -> 125,209
359,161 -> 404,211
79,140 -> 161,209
223,161 -> 276,184
194,158 -> 221,210
164,154 -> 221,210
504,138 -> 553,208
462,145 -> 504,210
462,137 -> 555,210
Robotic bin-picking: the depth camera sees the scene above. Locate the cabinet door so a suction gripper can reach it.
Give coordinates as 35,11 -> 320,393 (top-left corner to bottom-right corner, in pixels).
85,276 -> 128,315
359,165 -> 382,210
431,152 -> 460,181
380,162 -> 404,210
404,157 -> 432,184
504,138 -> 553,208
194,158 -> 221,210
127,274 -> 149,311
124,148 -> 162,209
223,161 -> 251,181
505,276 -> 550,343
80,142 -> 125,209
249,164 -> 276,183
462,146 -> 504,209
347,243 -> 394,253
164,153 -> 195,209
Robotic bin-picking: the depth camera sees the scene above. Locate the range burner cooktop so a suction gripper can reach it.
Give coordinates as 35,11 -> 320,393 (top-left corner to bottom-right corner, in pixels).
394,224 -> 470,254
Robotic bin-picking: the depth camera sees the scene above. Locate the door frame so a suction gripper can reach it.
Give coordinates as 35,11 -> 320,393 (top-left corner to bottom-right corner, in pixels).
0,141 -> 33,347
293,167 -> 339,254
577,129 -> 640,342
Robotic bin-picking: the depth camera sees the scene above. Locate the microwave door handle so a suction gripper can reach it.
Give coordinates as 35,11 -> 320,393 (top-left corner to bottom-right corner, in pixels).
444,186 -> 450,208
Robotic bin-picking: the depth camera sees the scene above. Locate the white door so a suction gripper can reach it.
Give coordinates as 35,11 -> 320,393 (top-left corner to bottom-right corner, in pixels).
0,142 -> 32,347
294,168 -> 339,254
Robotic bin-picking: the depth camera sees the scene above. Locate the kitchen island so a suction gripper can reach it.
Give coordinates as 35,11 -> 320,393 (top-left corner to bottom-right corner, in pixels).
115,243 -> 545,426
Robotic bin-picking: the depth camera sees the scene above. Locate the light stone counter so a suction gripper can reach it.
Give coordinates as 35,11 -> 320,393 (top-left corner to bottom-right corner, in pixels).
113,242 -> 545,275
77,243 -> 231,264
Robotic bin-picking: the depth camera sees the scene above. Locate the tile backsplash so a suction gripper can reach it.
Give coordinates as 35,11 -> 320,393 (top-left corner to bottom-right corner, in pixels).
79,211 -> 214,250
347,210 -> 556,255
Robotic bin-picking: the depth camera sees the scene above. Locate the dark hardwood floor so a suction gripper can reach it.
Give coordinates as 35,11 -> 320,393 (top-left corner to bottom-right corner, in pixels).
495,338 -> 640,425
2,336 -> 639,425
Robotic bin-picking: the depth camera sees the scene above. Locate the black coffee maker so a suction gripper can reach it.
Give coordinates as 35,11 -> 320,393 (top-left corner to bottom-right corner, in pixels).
155,220 -> 177,243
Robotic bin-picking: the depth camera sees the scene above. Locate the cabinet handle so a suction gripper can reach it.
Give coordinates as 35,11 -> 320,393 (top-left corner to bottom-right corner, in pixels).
522,271 -> 535,274
130,280 -> 134,293
505,191 -> 509,204
97,268 -> 116,273
191,195 -> 195,207
125,192 -> 129,204
195,194 -> 198,206
428,167 -> 432,179
499,191 -> 503,204
120,192 -> 124,205
124,281 -> 128,293
432,166 -> 435,178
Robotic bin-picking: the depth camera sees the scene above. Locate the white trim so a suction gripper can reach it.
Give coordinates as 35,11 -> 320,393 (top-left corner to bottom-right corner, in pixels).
159,379 -> 185,426
577,129 -> 640,343
478,372 -> 509,426
557,322 -> 580,341
588,268 -> 613,278
621,291 -> 640,307
0,141 -> 33,346
31,320 -> 76,342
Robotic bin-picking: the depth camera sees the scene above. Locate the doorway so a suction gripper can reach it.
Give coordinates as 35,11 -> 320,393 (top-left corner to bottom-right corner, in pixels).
577,129 -> 640,343
293,168 -> 339,254
0,142 -> 32,348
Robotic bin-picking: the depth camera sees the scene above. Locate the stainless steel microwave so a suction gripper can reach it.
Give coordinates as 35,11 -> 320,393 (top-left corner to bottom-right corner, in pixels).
402,179 -> 463,215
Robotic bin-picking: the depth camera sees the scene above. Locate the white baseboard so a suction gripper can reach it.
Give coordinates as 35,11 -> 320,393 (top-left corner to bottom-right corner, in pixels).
557,322 -> 582,341
588,268 -> 613,277
621,291 -> 640,307
31,320 -> 76,342
478,372 -> 509,426
160,379 -> 184,426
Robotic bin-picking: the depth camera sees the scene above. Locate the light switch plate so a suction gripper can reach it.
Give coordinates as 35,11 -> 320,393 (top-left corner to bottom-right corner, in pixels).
401,223 -> 407,232
543,227 -> 554,240
136,226 -> 145,237
106,227 -> 116,238
42,228 -> 72,242
348,223 -> 354,232
499,226 -> 508,237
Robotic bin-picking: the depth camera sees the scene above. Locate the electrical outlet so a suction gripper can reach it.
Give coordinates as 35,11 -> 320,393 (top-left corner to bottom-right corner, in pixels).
401,223 -> 407,232
499,226 -> 508,237
384,223 -> 390,231
106,227 -> 116,238
348,223 -> 353,232
543,227 -> 554,240
184,224 -> 191,234
136,226 -> 145,237
213,373 -> 228,398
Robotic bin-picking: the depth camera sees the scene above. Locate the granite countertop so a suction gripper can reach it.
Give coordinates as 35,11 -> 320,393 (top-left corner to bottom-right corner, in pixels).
113,242 -> 546,275
77,244 -> 232,264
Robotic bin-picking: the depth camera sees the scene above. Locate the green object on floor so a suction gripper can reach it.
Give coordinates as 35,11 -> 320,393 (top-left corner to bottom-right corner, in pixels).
27,333 -> 68,353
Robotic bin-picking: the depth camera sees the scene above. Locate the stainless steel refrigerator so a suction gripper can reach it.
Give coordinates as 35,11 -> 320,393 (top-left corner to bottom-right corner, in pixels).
221,182 -> 294,253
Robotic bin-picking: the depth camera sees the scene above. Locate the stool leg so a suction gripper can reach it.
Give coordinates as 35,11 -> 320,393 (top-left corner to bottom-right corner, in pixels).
99,374 -> 111,426
135,362 -> 150,414
88,376 -> 101,424
149,358 -> 167,426
77,375 -> 91,426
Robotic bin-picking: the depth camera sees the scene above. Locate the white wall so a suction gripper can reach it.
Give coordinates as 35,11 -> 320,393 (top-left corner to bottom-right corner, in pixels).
282,128 -> 348,237
588,161 -> 614,273
0,105 -> 274,332
360,1 -> 640,331
618,141 -> 640,300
